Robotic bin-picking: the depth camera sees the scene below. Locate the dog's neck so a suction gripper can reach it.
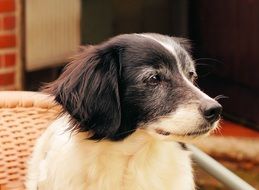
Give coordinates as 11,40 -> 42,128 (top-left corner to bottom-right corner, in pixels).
73,128 -> 188,159
74,129 -> 157,155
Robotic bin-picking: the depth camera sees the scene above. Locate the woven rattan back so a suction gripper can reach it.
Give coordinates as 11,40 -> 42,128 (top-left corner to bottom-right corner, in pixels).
0,91 -> 61,190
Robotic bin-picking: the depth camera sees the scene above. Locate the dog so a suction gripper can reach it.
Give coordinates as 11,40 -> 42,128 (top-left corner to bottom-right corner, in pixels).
26,33 -> 222,190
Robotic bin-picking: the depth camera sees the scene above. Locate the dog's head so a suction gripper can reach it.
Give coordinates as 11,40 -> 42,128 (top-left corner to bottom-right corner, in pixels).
44,33 -> 222,141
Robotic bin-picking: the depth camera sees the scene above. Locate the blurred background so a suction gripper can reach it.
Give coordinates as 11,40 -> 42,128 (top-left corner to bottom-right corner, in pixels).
0,0 -> 258,189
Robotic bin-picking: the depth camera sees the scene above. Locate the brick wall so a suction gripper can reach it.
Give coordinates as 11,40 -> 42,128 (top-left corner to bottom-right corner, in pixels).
0,0 -> 21,90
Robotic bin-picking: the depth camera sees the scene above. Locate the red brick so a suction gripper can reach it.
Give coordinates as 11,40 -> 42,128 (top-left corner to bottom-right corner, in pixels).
0,55 -> 3,67
0,17 -> 2,29
0,0 -> 15,12
3,15 -> 15,30
4,53 -> 15,67
0,34 -> 16,48
0,72 -> 15,85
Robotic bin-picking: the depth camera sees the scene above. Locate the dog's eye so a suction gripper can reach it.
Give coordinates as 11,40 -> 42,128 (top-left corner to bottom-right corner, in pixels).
188,71 -> 197,82
146,74 -> 161,85
189,71 -> 194,78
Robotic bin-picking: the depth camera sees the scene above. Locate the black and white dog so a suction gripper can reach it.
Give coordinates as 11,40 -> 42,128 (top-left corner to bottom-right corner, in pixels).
27,33 -> 222,190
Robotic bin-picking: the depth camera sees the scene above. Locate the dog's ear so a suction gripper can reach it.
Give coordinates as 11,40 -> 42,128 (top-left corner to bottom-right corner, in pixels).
43,45 -> 122,140
172,37 -> 192,52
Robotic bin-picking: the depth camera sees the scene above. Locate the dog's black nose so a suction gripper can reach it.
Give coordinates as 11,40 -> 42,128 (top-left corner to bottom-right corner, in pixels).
201,101 -> 222,123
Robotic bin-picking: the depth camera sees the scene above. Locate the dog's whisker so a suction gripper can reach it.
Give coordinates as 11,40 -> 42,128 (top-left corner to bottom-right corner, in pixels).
195,62 -> 211,66
212,124 -> 222,136
194,58 -> 224,65
214,95 -> 228,101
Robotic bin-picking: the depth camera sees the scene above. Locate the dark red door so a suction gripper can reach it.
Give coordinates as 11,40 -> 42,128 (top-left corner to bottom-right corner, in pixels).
190,0 -> 259,130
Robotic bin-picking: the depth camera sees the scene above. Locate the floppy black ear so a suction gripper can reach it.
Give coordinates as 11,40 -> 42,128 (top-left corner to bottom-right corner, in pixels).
43,45 -> 122,140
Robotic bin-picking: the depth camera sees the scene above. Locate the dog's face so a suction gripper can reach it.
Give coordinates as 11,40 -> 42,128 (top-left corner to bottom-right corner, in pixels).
44,33 -> 222,141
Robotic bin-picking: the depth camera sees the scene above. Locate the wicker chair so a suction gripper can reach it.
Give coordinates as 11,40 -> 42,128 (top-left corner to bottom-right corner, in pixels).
0,91 -> 61,190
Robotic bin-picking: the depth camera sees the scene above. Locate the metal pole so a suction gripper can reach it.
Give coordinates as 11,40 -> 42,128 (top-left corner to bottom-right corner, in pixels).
188,145 -> 256,190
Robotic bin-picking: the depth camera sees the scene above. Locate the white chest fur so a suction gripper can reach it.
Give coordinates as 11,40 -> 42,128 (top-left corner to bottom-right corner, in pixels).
26,117 -> 195,190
